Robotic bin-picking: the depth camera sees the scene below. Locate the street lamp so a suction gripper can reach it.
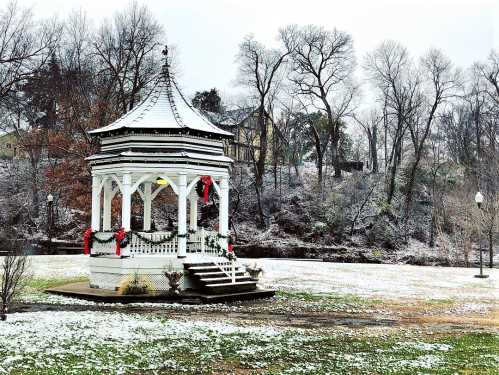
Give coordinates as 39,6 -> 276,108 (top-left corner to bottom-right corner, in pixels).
474,191 -> 488,279
47,194 -> 54,254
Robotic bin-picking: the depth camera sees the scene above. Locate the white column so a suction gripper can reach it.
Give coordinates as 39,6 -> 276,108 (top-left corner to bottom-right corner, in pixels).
102,179 -> 112,231
189,192 -> 198,231
121,173 -> 132,231
177,173 -> 187,258
143,181 -> 152,231
219,176 -> 229,251
91,175 -> 101,231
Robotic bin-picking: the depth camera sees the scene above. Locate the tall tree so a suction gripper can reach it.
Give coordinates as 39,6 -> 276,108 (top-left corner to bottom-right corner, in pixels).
93,1 -> 163,115
0,1 -> 60,106
236,35 -> 290,227
353,109 -> 382,173
281,24 -> 356,184
364,41 -> 421,204
403,49 -> 459,220
192,88 -> 223,113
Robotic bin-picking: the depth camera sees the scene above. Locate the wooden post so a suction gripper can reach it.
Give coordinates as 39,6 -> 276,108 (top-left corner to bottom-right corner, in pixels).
102,179 -> 112,231
218,176 -> 229,252
91,175 -> 101,231
200,227 -> 205,255
189,193 -> 198,231
121,173 -> 132,231
143,181 -> 152,231
177,173 -> 187,258
231,259 -> 236,283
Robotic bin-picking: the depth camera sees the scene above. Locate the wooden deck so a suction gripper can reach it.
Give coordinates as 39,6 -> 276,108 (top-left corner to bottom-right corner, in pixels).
46,282 -> 275,304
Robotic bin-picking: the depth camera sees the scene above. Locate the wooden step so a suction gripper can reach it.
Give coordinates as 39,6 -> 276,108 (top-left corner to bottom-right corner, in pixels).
188,265 -> 242,272
205,281 -> 257,294
195,271 -> 246,278
183,262 -> 217,268
200,276 -> 252,284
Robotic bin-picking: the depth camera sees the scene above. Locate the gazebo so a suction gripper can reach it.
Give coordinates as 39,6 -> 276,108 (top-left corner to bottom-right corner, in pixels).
84,47 -> 256,294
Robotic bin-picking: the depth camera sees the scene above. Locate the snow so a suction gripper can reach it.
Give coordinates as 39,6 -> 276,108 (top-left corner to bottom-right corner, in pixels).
0,311 -> 281,374
259,259 -> 499,300
24,255 -> 499,301
26,255 -> 89,278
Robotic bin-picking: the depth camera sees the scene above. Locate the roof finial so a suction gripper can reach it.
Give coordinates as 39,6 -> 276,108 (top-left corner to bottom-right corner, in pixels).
161,45 -> 171,77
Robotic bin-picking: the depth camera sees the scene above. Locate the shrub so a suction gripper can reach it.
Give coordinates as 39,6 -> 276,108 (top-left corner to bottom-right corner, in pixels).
118,273 -> 153,295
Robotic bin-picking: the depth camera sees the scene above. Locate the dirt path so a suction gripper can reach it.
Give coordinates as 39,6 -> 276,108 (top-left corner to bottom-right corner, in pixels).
14,300 -> 499,332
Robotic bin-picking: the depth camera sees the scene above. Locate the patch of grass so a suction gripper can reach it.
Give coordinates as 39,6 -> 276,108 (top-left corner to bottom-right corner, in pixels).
1,311 -> 498,374
276,290 -> 383,306
25,276 -> 89,291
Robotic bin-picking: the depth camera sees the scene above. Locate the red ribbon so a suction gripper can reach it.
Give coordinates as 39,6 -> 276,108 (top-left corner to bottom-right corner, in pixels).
83,228 -> 93,255
115,227 -> 127,256
200,176 -> 213,204
228,243 -> 233,252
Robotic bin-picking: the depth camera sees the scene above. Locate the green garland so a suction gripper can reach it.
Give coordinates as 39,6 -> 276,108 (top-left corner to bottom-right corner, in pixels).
205,235 -> 222,253
132,231 -> 178,245
92,233 -> 115,244
205,235 -> 237,261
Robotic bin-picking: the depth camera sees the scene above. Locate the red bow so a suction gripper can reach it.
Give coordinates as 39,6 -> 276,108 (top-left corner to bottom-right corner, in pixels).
83,228 -> 93,255
115,228 -> 127,256
200,176 -> 213,204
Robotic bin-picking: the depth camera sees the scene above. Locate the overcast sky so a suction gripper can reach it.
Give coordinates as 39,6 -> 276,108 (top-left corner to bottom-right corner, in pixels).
17,0 -> 499,100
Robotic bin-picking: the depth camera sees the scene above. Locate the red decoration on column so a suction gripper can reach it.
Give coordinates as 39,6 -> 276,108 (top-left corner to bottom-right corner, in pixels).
83,228 -> 93,255
115,228 -> 126,257
228,236 -> 234,252
200,176 -> 213,204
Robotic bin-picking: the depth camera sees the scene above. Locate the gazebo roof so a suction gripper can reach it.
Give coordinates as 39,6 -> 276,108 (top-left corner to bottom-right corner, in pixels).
89,49 -> 233,139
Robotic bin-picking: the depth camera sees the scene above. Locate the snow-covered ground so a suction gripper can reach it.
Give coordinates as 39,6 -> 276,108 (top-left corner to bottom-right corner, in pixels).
258,259 -> 499,300
25,255 -> 499,301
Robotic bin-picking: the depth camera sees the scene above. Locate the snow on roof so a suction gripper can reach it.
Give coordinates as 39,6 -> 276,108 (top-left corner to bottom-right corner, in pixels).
202,107 -> 256,127
89,51 -> 233,138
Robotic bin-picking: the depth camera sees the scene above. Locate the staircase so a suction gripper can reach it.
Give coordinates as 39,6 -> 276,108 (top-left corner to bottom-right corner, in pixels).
184,262 -> 258,294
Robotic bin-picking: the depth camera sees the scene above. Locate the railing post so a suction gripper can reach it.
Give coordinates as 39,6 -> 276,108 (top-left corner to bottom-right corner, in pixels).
231,259 -> 236,284
177,173 -> 187,258
91,175 -> 101,231
200,227 -> 205,255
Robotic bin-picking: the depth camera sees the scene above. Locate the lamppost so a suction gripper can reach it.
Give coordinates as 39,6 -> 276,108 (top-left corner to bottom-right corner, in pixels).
47,194 -> 54,254
474,191 -> 488,279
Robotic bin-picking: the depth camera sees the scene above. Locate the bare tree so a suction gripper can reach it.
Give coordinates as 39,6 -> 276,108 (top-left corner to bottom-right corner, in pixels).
0,232 -> 28,321
364,40 -> 421,204
403,49 -> 459,220
93,1 -> 163,115
281,24 -> 356,183
236,35 -> 290,227
353,109 -> 382,173
0,1 -> 60,105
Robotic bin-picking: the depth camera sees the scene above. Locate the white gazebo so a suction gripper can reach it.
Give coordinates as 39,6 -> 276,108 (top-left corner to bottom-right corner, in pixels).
85,48 -> 255,294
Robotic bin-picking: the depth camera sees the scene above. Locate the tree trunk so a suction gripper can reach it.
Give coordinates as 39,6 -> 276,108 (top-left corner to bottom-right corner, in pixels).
31,162 -> 39,219
371,129 -> 378,173
255,104 -> 267,193
331,136 -> 342,178
489,229 -> 494,268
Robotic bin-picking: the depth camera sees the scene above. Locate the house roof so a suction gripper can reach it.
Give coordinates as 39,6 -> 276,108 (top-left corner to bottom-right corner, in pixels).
89,50 -> 233,138
201,107 -> 256,127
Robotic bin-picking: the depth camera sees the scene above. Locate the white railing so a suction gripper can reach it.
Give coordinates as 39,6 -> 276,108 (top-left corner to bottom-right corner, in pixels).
91,232 -> 116,256
187,228 -> 219,256
128,232 -> 178,256
91,229 -> 220,257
